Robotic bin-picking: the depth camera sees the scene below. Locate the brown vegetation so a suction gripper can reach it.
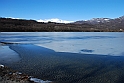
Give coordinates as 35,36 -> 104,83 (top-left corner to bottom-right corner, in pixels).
0,17 -> 123,32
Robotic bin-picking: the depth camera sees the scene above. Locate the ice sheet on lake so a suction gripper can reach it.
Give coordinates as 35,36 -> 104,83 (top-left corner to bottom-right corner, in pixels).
35,32 -> 124,56
1,32 -> 124,56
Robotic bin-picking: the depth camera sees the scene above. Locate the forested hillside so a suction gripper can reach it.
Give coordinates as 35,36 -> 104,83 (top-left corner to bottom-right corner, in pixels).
0,17 -> 123,32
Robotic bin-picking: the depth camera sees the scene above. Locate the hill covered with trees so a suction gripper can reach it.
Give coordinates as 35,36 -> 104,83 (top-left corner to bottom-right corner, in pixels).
0,17 -> 123,32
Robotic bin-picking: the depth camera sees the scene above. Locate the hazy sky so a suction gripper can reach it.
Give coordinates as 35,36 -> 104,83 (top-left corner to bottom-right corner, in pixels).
0,0 -> 124,21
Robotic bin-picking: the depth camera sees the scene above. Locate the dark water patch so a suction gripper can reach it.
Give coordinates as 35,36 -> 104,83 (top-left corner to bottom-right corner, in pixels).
0,42 -> 19,44
5,44 -> 124,83
81,49 -> 94,53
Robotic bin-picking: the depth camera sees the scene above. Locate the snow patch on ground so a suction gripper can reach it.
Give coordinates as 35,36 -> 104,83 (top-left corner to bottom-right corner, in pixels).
0,64 -> 4,67
30,78 -> 52,83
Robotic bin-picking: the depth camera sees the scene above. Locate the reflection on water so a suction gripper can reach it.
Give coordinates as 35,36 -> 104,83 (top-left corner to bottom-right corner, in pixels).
81,49 -> 94,53
0,45 -> 20,64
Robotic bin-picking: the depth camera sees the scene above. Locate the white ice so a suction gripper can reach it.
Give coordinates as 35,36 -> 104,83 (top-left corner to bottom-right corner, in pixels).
30,78 -> 51,83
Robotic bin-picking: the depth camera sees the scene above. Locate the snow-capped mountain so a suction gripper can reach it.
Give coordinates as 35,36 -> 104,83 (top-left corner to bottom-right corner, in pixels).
74,16 -> 124,25
74,18 -> 111,24
87,18 -> 111,24
37,18 -> 74,23
119,15 -> 124,19
74,16 -> 124,30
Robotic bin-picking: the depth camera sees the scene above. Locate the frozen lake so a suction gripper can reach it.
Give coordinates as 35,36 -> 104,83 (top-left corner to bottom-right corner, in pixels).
0,32 -> 124,56
0,32 -> 124,83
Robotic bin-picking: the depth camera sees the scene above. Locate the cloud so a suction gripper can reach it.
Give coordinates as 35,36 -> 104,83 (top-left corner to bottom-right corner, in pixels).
37,18 -> 74,23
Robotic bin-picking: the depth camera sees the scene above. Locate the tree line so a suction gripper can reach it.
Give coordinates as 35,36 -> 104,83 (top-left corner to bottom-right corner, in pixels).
0,18 -> 123,32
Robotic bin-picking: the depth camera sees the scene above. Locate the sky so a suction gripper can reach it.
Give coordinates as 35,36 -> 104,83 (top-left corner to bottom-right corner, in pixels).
0,0 -> 124,22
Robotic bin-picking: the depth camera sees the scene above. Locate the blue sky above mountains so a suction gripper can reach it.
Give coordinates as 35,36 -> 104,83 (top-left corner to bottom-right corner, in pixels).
0,0 -> 124,23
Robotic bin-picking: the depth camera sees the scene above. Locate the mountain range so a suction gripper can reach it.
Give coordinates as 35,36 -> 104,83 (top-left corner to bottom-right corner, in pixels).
74,16 -> 124,31
0,16 -> 124,32
74,16 -> 124,24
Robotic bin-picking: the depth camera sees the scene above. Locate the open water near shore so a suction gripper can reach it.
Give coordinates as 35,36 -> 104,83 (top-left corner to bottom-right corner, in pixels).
0,32 -> 124,83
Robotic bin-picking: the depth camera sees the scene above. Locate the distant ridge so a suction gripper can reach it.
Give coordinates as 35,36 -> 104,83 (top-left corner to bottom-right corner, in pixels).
74,16 -> 124,24
74,16 -> 124,31
0,16 -> 124,32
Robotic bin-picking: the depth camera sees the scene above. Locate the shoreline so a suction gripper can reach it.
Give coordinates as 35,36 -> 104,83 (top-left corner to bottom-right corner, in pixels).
0,64 -> 52,83
0,64 -> 31,83
0,43 -> 53,83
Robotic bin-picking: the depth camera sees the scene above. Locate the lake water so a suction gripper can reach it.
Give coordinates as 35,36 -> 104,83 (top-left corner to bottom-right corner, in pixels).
0,32 -> 124,83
